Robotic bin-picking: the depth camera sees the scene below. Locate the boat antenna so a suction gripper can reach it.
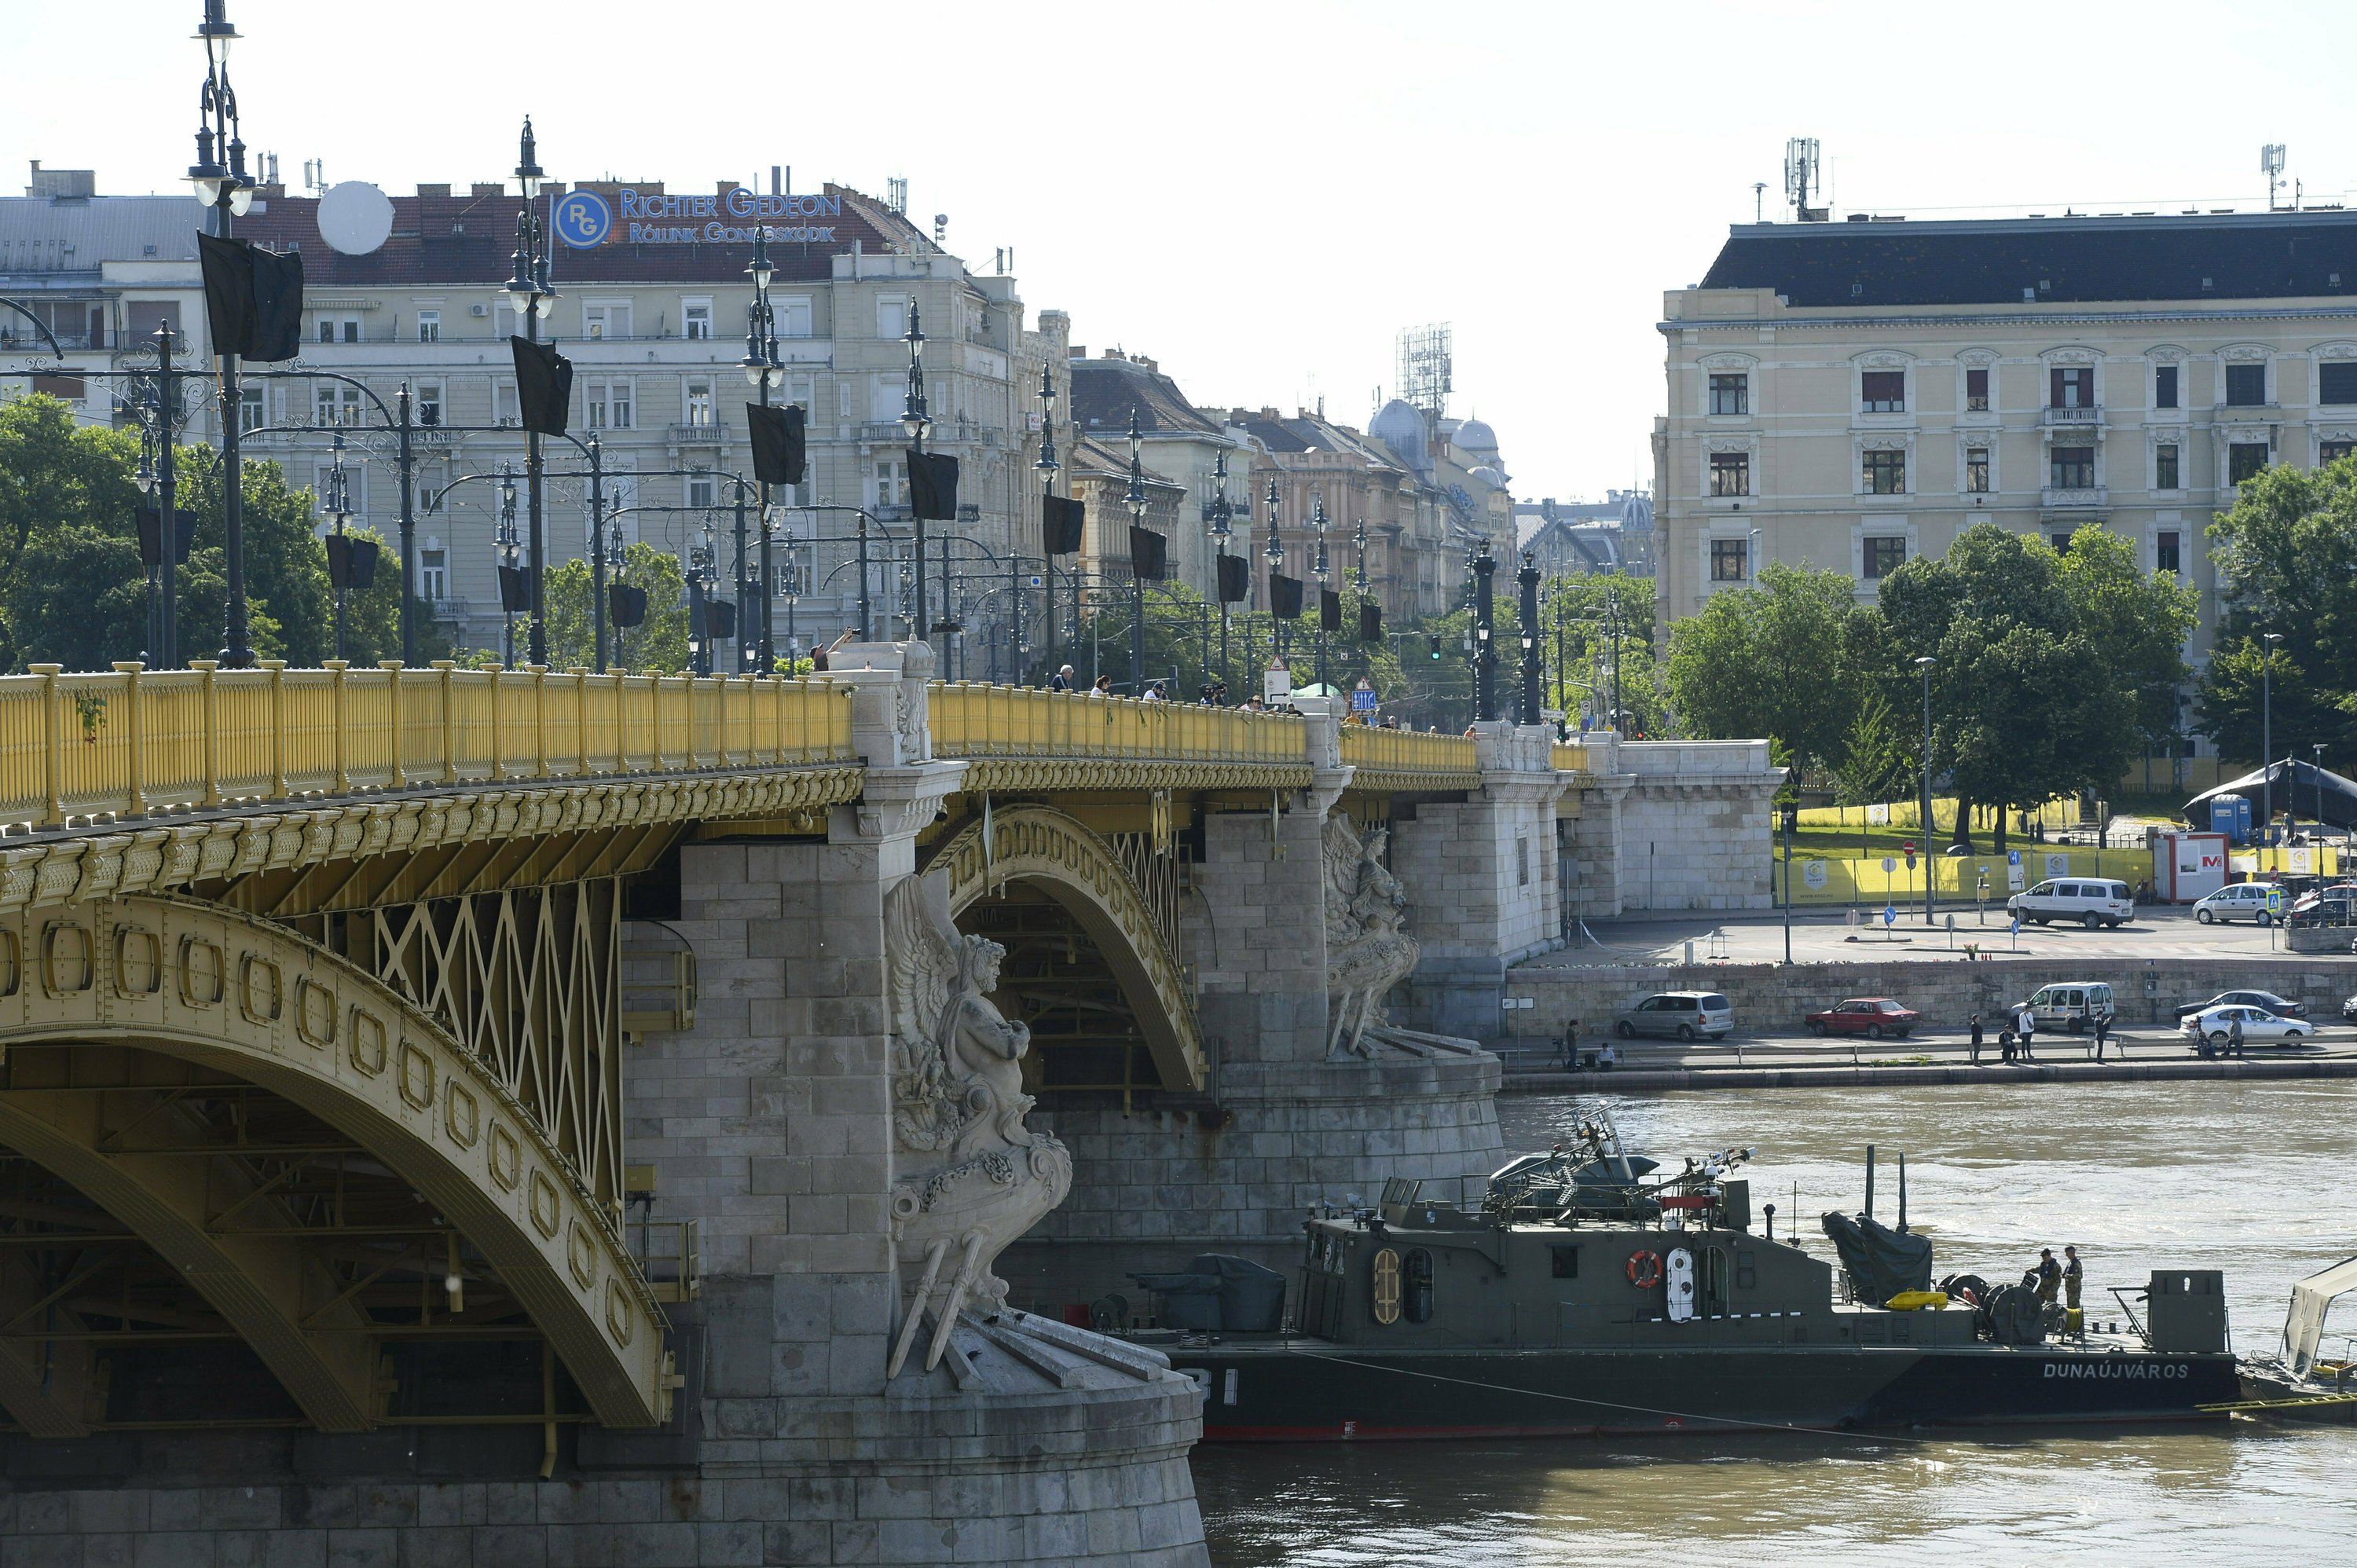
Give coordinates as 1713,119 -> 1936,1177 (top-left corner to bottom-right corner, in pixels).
1864,1145 -> 1875,1220
1897,1152 -> 1909,1233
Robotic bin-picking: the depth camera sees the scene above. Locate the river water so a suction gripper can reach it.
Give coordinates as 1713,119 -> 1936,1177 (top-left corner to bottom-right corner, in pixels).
1193,1081 -> 2357,1566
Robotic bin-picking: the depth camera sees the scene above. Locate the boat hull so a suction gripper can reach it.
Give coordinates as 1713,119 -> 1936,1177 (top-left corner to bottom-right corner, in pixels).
1170,1342 -> 2242,1440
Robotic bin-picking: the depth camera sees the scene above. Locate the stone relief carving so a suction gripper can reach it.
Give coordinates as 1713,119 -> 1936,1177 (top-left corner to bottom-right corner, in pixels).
883,870 -> 1072,1377
1321,815 -> 1479,1061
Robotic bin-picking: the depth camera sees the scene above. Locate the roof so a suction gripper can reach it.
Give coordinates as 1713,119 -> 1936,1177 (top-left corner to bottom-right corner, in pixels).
1069,355 -> 1220,437
0,196 -> 204,284
1069,433 -> 1183,490
1699,211 -> 2357,309
225,183 -> 901,288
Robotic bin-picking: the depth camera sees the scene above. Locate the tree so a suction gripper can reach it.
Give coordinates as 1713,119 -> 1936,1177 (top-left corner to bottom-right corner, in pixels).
544,543 -> 688,673
2199,462 -> 2357,760
174,449 -> 332,664
2054,524 -> 2198,763
1666,562 -> 1875,788
0,395 -> 146,669
1832,687 -> 1915,807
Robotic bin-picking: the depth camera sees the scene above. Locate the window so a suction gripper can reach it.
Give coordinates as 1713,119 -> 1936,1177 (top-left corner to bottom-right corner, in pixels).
1862,449 -> 1906,494
777,296 -> 814,338
420,548 -> 447,600
313,385 -> 361,427
2229,442 -> 2268,483
877,297 -> 909,340
2155,365 -> 2179,408
2049,367 -> 2095,408
2156,444 -> 2179,489
2050,533 -> 2073,554
2225,362 -> 2267,406
874,460 -> 909,510
1551,1245 -> 1579,1280
585,380 -> 633,430
415,382 -> 443,429
1863,537 -> 1907,579
2157,531 -> 2181,574
686,471 -> 716,510
1710,538 -> 1748,582
1860,370 -> 1905,412
683,379 -> 713,427
1517,836 -> 1530,888
1709,451 -> 1750,496
583,302 -> 632,341
1965,367 -> 1989,412
239,382 -> 266,434
416,310 -> 440,343
682,299 -> 713,341
2322,363 -> 2357,405
1965,447 -> 1990,493
493,381 -> 519,427
2049,445 -> 2095,488
2323,440 -> 2355,466
1709,372 -> 1748,416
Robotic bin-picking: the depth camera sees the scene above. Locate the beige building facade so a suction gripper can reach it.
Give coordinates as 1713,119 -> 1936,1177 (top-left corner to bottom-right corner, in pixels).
1655,211 -> 2357,714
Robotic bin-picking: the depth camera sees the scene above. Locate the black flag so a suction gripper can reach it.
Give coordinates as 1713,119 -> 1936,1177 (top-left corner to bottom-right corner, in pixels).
705,599 -> 738,641
510,336 -> 574,436
497,563 -> 531,614
907,450 -> 960,521
1215,553 -> 1250,604
1129,526 -> 1168,581
747,403 -> 806,485
325,534 -> 379,592
135,507 -> 196,569
1359,600 -> 1382,643
1270,573 -> 1303,618
1320,589 -> 1342,632
1043,494 -> 1085,555
196,232 -> 305,361
609,583 -> 648,629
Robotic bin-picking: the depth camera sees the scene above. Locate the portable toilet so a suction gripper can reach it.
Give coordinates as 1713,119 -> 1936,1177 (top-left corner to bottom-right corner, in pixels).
2207,795 -> 2252,844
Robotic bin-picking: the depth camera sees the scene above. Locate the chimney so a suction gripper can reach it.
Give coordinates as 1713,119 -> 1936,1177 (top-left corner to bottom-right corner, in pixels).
1068,346 -> 1086,359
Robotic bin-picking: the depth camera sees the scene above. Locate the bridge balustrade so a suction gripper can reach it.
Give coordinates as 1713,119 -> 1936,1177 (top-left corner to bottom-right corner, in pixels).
0,660 -> 855,826
928,682 -> 1306,764
1339,725 -> 1480,778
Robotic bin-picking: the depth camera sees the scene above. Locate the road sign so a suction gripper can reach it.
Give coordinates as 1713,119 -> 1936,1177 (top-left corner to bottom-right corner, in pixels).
2266,887 -> 2285,914
1881,857 -> 1897,874
1905,852 -> 1917,871
2007,849 -> 2022,866
1351,680 -> 1377,713
2011,915 -> 2022,936
1883,904 -> 1898,926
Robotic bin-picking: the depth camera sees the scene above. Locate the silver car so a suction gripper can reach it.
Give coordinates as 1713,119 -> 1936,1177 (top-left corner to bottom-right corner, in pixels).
2180,1004 -> 2313,1051
1613,991 -> 1733,1042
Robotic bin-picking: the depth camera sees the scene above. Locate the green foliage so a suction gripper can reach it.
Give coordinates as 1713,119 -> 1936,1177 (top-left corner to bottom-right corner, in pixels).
2198,460 -> 2357,760
1665,562 -> 1877,786
1832,687 -> 1916,807
544,543 -> 689,673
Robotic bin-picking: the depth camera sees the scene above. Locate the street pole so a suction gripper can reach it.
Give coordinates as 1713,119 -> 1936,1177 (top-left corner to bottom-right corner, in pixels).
856,510 -> 872,641
1311,495 -> 1330,690
504,118 -> 557,669
902,302 -> 933,659
1782,803 -> 1794,965
1473,536 -> 1497,723
152,322 -> 180,667
2262,632 -> 2282,848
189,1 -> 257,665
1125,408 -> 1148,694
395,383 -> 416,666
588,440 -> 607,672
1516,548 -> 1541,725
1916,654 -> 1936,925
1263,478 -> 1285,665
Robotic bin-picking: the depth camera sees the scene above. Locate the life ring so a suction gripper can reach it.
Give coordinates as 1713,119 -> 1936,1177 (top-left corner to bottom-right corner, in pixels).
1626,1249 -> 1663,1289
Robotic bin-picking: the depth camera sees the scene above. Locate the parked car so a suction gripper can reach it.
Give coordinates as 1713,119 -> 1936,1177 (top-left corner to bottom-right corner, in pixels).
2007,877 -> 2134,929
2173,989 -> 2306,1022
2017,982 -> 2117,1033
1804,998 -> 1922,1039
2344,993 -> 2357,1025
1613,991 -> 1733,1042
2179,1004 -> 2315,1051
2194,881 -> 2286,925
2290,883 -> 2357,919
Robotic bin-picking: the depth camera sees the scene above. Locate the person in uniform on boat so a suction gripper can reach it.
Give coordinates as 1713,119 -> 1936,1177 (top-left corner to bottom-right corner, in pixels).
2062,1245 -> 2084,1310
2034,1248 -> 2063,1304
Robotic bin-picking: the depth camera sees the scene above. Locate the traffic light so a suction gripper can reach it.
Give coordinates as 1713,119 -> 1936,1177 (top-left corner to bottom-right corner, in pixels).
1428,634 -> 1442,660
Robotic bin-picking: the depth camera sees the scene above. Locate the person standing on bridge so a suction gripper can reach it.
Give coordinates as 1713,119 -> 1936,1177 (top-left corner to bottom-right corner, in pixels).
1050,664 -> 1075,691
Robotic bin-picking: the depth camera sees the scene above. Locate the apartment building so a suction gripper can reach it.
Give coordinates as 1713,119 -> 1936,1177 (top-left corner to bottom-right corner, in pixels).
1654,209 -> 2357,676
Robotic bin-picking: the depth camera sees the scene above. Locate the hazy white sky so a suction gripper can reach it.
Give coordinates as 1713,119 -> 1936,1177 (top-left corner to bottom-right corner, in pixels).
13,1 -> 2357,504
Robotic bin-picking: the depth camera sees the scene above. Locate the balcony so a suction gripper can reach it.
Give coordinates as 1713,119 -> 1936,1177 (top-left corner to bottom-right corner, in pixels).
2040,486 -> 2109,514
2217,402 -> 2282,424
2042,405 -> 2102,427
667,422 -> 728,445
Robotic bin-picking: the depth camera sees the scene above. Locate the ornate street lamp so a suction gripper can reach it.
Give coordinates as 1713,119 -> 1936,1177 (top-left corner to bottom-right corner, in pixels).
496,463 -> 522,666
1125,408 -> 1149,694
1036,362 -> 1061,675
1263,478 -> 1285,661
902,302 -> 940,658
188,0 -> 259,666
1208,445 -> 1234,694
1472,535 -> 1497,723
1310,493 -> 1331,689
323,433 -> 356,660
504,117 -> 559,666
742,225 -> 787,672
1516,548 -> 1542,726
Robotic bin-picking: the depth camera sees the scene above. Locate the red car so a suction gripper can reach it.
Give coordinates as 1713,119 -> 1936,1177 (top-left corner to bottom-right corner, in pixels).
1805,998 -> 1921,1039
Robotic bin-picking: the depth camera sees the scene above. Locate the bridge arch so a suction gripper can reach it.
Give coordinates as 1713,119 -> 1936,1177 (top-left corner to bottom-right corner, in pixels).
926,805 -> 1205,1092
0,896 -> 669,1432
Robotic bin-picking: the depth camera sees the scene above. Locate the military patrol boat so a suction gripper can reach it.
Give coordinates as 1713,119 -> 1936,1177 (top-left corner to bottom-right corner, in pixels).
1142,1104 -> 2241,1440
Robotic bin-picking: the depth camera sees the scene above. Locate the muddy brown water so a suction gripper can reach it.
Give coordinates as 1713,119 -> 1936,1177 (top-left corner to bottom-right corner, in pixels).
1193,1081 -> 2357,1566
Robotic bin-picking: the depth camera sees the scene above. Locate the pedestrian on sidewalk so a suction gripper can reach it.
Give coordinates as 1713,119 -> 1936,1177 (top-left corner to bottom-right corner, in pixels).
2018,1002 -> 2037,1061
1970,1013 -> 1984,1064
2229,1011 -> 2245,1057
1999,1026 -> 2017,1064
2092,1010 -> 2110,1061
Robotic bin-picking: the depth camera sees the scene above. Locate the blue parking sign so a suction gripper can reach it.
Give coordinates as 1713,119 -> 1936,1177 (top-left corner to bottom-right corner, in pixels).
2007,849 -> 2022,866
1883,904 -> 1897,926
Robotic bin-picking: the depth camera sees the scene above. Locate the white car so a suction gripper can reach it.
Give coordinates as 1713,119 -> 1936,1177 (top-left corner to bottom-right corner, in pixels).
2179,1004 -> 2313,1051
2007,877 -> 2134,929
2194,882 -> 2284,925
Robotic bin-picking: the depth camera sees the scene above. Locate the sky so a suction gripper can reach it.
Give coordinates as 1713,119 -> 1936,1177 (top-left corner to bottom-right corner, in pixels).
13,1 -> 2357,506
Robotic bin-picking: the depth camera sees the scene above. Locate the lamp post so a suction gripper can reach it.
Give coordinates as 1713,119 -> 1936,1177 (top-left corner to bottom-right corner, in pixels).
1516,548 -> 1541,725
1208,445 -> 1233,695
496,463 -> 521,666
2262,631 -> 2284,846
187,0 -> 260,666
1915,654 -> 1936,925
323,431 -> 355,660
1263,478 -> 1285,664
1310,493 -> 1331,689
1781,800 -> 1798,965
685,522 -> 717,677
1472,535 -> 1497,723
1036,363 -> 1060,680
901,302 -> 940,661
742,225 -> 787,673
1124,408 -> 1149,694
128,322 -> 185,666
503,117 -> 559,668
2315,742 -> 2327,844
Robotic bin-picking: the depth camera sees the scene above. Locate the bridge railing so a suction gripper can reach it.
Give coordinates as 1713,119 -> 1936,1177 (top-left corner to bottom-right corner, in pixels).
1340,726 -> 1480,778
0,660 -> 856,826
929,683 -> 1306,764
1550,742 -> 1593,776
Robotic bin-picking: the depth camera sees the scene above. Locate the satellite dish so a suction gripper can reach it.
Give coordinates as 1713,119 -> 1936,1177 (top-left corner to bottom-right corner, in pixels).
317,181 -> 394,256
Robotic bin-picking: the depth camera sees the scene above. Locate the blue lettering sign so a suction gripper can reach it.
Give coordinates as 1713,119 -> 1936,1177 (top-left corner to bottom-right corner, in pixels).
553,189 -> 613,249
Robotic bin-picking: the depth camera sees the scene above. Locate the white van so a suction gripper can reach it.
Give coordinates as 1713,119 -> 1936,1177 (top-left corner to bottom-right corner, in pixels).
2007,877 -> 2134,929
2019,982 -> 2116,1033
2193,881 -> 2282,926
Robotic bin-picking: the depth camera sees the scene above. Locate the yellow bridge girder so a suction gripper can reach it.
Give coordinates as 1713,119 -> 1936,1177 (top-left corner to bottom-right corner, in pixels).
0,896 -> 671,1431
